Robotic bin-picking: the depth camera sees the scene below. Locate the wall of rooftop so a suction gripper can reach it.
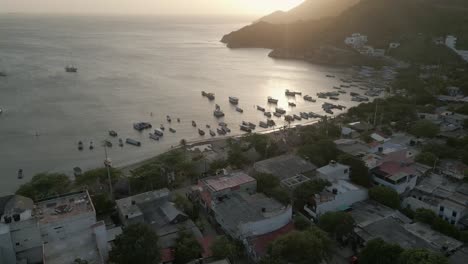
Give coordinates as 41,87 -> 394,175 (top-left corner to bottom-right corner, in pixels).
239,206 -> 292,238
0,224 -> 16,264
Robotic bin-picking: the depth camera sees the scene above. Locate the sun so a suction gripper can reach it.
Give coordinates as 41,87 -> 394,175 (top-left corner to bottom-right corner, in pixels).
236,0 -> 305,14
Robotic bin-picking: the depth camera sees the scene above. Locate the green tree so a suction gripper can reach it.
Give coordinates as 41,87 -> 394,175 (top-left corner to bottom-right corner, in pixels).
318,212 -> 355,240
294,215 -> 311,231
338,153 -> 372,187
415,152 -> 438,166
255,173 -> 280,193
227,143 -> 248,168
173,193 -> 198,220
75,167 -> 121,188
399,248 -> 448,264
109,224 -> 160,264
16,173 -> 72,200
245,133 -> 279,159
369,186 -> 400,209
91,194 -> 115,216
410,120 -> 440,138
267,227 -> 331,264
211,236 -> 240,260
298,140 -> 339,167
293,179 -> 330,210
359,238 -> 403,264
174,231 -> 202,264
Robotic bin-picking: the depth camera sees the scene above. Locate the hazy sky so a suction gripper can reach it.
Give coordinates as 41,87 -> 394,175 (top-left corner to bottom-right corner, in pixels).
0,0 -> 305,15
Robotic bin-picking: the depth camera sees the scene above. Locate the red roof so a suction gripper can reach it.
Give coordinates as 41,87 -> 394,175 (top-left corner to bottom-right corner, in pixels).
198,236 -> 215,258
378,161 -> 416,176
160,248 -> 175,263
248,222 -> 295,258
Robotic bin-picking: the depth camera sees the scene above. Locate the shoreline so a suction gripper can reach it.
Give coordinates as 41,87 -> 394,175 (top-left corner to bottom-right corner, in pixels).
118,119 -> 321,175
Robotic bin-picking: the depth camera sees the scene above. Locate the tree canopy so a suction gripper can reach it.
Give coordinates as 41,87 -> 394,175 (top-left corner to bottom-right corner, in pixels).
211,236 -> 241,260
264,227 -> 331,264
318,211 -> 355,240
338,153 -> 372,187
293,179 -> 330,210
298,140 -> 339,167
398,249 -> 448,264
109,224 -> 160,264
16,173 -> 72,200
369,186 -> 400,209
410,120 -> 440,138
174,231 -> 202,264
359,238 -> 404,264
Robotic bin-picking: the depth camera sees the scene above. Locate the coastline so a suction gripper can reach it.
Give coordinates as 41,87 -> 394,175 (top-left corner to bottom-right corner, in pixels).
118,119 -> 321,176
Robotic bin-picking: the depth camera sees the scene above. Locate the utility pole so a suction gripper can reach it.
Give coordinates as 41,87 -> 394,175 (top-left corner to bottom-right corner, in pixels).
373,101 -> 378,127
103,144 -> 113,201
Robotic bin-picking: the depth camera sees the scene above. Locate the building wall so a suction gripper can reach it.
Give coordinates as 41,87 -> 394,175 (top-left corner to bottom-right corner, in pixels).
437,203 -> 464,226
314,189 -> 368,217
0,224 -> 16,264
373,175 -> 418,194
210,181 -> 257,201
9,218 -> 42,263
93,221 -> 109,262
238,206 -> 292,238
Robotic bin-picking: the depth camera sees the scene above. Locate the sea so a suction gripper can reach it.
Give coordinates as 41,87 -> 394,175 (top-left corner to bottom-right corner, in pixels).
0,14 -> 376,195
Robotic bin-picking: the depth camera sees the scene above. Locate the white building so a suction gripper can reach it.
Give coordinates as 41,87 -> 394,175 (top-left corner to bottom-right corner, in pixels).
317,161 -> 350,182
0,191 -> 108,264
345,33 -> 368,48
304,180 -> 368,219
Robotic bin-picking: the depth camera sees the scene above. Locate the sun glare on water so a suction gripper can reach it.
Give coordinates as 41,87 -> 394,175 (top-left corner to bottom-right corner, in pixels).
236,0 -> 305,14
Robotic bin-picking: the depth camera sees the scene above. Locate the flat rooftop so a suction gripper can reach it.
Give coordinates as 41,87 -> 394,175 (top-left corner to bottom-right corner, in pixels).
350,200 -> 411,227
317,162 -> 349,177
202,171 -> 255,192
43,223 -> 103,264
281,174 -> 311,189
116,188 -> 170,219
213,192 -> 288,235
405,222 -> 463,252
35,191 -> 94,225
253,154 -> 317,180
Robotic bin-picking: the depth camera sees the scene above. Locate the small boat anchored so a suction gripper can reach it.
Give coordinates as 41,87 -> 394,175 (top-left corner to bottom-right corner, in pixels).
119,138 -> 124,147
236,107 -> 243,113
213,109 -> 225,118
109,130 -> 118,137
78,141 -> 83,151
288,102 -> 296,107
149,133 -> 160,141
169,128 -> 176,133
198,129 -> 205,136
267,97 -> 278,104
192,121 -> 197,127
65,65 -> 78,73
257,105 -> 265,112
229,96 -> 239,105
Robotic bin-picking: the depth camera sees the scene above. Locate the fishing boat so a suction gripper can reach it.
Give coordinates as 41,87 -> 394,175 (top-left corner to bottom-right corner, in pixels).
215,104 -> 220,110
304,95 -> 316,102
192,120 -> 197,127
126,138 -> 141,146
0,108 -> 2,115
18,169 -> 23,179
257,106 -> 265,112
89,141 -> 94,150
166,115 -> 172,122
210,130 -> 216,137
104,140 -> 113,148
219,122 -> 228,127
325,109 -> 334,115
264,112 -> 272,118
206,93 -> 215,100
288,102 -> 296,107
133,122 -> 152,131
240,125 -> 252,133
329,96 -> 339,101
267,119 -> 276,127
109,130 -> 118,137
78,141 -> 83,151
236,107 -> 243,113
160,124 -> 165,130
213,109 -> 225,118
333,86 -> 342,90
293,114 -> 302,121
308,112 -> 320,118
119,138 -> 124,147
229,96 -> 239,105
65,65 -> 78,73
338,90 -> 347,94
284,115 -> 294,122
198,129 -> 205,136
267,97 -> 278,104
259,121 -> 268,128
206,124 -> 211,128
285,89 -> 296,96
223,127 -> 231,133
350,92 -> 360,96
154,129 -> 164,137
273,112 -> 282,118
326,74 -> 335,78
201,91 -> 207,96
242,121 -> 256,129
169,128 -> 176,133
300,112 -> 309,119
217,127 -> 227,135
149,133 -> 160,141
275,108 -> 286,114
177,118 -> 181,123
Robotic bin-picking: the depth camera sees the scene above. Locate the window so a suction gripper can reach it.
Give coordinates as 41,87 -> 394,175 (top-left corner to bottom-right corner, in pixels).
344,169 -> 349,174
452,211 -> 457,217
16,242 -> 20,246
439,206 -> 444,212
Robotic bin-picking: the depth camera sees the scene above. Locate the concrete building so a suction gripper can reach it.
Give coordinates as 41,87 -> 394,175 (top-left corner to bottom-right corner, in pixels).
253,154 -> 317,188
198,171 -> 257,209
351,201 -> 463,256
317,161 -> 350,182
0,191 -> 108,264
115,188 -> 203,249
304,180 -> 368,219
403,174 -> 468,228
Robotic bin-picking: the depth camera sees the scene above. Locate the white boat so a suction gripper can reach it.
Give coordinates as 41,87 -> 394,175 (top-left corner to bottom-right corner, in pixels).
229,96 -> 239,104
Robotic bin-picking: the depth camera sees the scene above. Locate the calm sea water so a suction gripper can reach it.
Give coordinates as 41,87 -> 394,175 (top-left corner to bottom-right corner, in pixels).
0,15 -> 367,195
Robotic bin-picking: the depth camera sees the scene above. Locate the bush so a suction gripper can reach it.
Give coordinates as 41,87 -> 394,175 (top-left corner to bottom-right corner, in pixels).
369,186 -> 400,209
16,173 -> 72,200
318,212 -> 355,240
410,120 -> 440,138
338,154 -> 372,187
415,152 -> 438,166
294,215 -> 311,231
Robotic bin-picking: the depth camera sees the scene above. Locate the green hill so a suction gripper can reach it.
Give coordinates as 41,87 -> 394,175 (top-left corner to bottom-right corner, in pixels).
221,0 -> 468,65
